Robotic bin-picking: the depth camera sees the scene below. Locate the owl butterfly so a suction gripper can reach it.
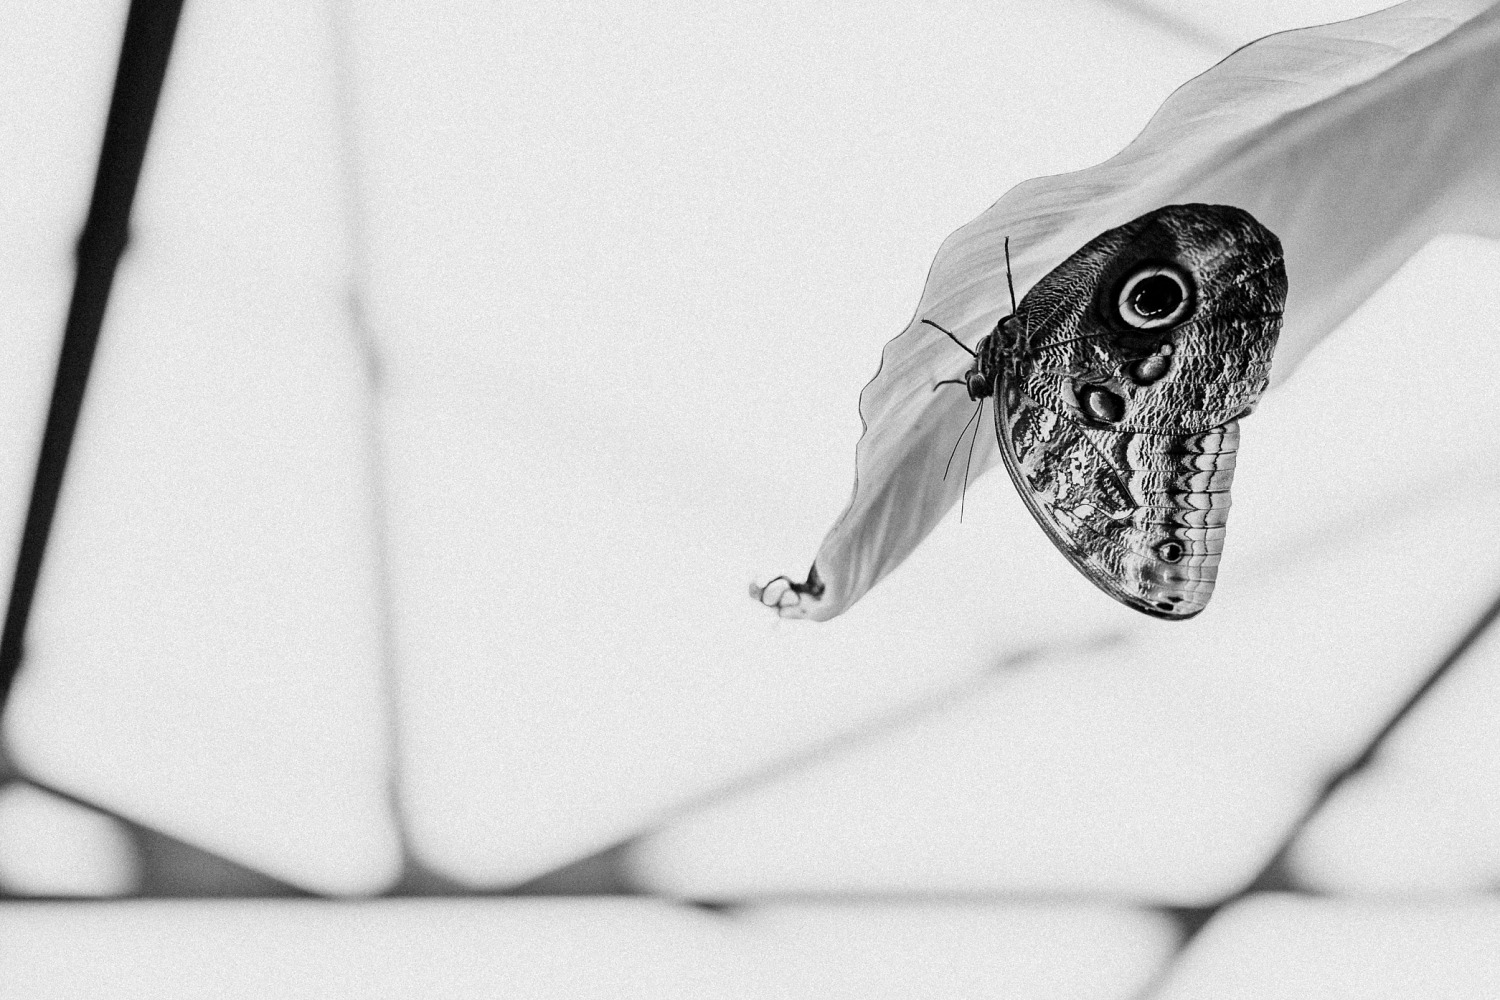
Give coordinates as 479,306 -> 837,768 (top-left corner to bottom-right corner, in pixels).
924,203 -> 1286,618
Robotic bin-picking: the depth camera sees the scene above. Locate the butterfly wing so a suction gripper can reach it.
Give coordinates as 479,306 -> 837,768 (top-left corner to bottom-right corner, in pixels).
994,203 -> 1286,619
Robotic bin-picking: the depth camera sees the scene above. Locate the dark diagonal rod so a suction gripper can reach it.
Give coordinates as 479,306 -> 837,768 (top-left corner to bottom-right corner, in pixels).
1133,580 -> 1500,999
1240,583 -> 1500,893
1125,585 -> 1500,1000
0,0 -> 187,708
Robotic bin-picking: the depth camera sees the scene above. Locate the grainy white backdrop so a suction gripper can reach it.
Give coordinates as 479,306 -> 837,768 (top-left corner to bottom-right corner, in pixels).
2,0 -> 1499,996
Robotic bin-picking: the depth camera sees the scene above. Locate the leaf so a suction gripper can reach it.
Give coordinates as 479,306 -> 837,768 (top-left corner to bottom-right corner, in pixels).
757,0 -> 1500,621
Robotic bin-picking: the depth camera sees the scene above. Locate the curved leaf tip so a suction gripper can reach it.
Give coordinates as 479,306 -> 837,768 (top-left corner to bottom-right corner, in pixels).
751,564 -> 824,619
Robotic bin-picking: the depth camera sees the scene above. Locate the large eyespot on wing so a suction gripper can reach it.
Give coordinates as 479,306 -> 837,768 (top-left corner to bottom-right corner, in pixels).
1114,262 -> 1193,329
1016,204 -> 1285,441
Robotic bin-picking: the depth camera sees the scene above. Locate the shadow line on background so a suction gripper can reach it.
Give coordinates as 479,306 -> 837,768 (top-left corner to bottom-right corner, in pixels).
1126,578 -> 1500,999
1097,0 -> 1233,53
506,631 -> 1129,899
324,0 -> 431,898
1239,582 -> 1500,896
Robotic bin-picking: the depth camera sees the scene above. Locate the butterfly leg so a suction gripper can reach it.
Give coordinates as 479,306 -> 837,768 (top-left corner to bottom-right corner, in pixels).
943,402 -> 984,481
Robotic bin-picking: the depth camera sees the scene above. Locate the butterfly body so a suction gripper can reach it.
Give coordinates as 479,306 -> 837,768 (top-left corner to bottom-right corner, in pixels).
946,204 -> 1286,619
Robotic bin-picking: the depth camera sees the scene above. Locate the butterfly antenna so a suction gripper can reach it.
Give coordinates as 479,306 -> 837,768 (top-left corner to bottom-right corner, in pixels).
921,319 -> 976,358
943,401 -> 983,481
1004,237 -> 1017,314
932,378 -> 965,392
960,399 -> 984,522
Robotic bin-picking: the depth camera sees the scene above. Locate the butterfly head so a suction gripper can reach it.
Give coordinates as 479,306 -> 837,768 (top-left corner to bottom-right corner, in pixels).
963,368 -> 992,401
960,315 -> 1020,401
922,319 -> 1004,401
960,329 -> 1000,400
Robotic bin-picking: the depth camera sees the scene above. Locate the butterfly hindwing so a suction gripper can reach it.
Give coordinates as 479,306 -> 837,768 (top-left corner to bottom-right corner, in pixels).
994,204 -> 1286,618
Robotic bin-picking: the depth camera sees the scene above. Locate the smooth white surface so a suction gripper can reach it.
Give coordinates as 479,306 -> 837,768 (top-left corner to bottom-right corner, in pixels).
1154,895 -> 1500,999
2,0 -> 400,895
0,3 -> 124,605
0,783 -> 139,897
348,0 -> 1223,885
1289,605 -> 1500,893
0,899 -> 1174,1000
734,903 -> 1175,1000
628,236 -> 1500,903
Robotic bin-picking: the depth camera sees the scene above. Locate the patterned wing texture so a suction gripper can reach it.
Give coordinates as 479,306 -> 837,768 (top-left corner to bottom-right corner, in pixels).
993,204 -> 1285,619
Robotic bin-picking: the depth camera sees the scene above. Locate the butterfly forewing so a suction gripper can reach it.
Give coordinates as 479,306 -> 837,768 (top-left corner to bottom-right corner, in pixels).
993,204 -> 1285,618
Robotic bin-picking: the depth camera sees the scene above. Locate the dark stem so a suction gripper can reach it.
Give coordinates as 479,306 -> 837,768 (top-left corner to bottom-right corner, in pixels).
0,0 -> 187,708
1237,584 -> 1500,895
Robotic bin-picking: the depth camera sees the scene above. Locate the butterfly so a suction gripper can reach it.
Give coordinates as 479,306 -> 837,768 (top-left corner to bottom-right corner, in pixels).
928,203 -> 1286,619
757,204 -> 1286,620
